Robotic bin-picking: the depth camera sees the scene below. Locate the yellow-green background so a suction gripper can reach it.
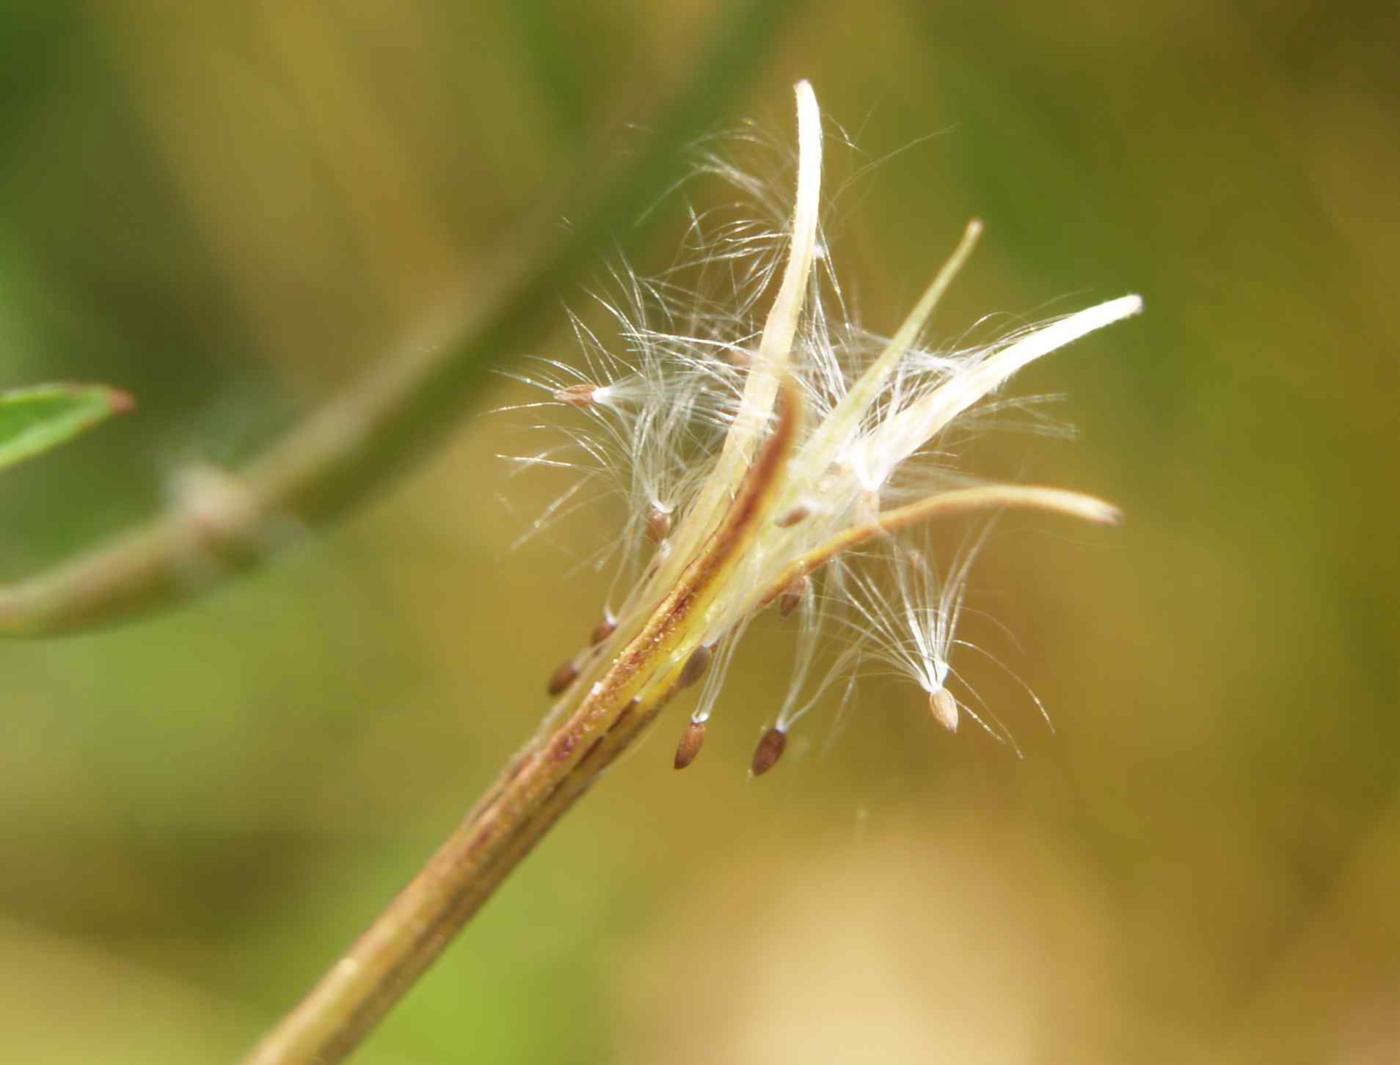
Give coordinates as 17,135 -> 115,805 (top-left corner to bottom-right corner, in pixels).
2,2 -> 1397,1062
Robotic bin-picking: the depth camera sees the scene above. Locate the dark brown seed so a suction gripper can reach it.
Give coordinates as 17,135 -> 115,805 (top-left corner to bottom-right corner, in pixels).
678,644 -> 712,689
645,506 -> 672,543
673,720 -> 707,770
777,574 -> 809,618
775,504 -> 810,528
589,614 -> 617,645
546,658 -> 580,696
553,382 -> 598,408
750,727 -> 787,776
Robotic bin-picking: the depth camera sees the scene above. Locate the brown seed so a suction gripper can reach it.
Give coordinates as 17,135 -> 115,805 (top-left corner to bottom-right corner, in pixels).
678,644 -> 712,689
645,505 -> 672,543
673,720 -> 707,770
546,658 -> 580,696
750,727 -> 787,776
553,382 -> 598,408
775,503 -> 810,528
928,688 -> 959,733
777,574 -> 809,618
589,614 -> 617,645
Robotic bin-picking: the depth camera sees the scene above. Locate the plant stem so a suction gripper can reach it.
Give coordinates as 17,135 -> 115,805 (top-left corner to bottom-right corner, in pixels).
0,0 -> 802,639
241,679 -> 660,1065
243,582 -> 711,1063
244,337 -> 806,1065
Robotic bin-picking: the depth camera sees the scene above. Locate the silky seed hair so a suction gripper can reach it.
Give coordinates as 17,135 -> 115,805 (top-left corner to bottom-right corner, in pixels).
500,81 -> 1140,775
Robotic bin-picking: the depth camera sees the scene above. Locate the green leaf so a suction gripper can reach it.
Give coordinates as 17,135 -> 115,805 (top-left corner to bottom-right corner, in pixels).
0,383 -> 134,473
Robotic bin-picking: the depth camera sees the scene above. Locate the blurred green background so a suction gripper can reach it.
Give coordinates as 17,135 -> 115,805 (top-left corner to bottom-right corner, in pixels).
2,2 -> 1398,1062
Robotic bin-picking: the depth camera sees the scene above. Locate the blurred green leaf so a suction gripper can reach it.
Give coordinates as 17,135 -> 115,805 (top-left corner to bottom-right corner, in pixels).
0,383 -> 133,472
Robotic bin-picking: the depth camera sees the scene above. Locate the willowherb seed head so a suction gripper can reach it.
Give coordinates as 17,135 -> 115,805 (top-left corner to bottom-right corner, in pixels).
505,80 -> 1140,777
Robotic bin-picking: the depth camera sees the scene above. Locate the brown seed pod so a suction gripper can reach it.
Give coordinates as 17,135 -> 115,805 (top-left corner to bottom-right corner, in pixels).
678,644 -> 712,689
546,658 -> 580,696
673,720 -> 707,770
750,727 -> 787,776
928,688 -> 959,733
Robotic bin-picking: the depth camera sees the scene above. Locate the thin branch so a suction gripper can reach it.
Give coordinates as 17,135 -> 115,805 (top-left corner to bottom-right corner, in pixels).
0,0 -> 803,638
240,669 -> 669,1065
756,483 -> 1120,608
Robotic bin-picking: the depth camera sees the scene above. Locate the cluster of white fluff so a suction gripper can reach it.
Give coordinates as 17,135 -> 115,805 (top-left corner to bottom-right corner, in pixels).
502,81 -> 1139,769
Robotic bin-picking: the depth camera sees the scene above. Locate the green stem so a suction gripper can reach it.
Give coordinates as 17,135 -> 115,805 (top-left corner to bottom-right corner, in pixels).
240,677 -> 658,1065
